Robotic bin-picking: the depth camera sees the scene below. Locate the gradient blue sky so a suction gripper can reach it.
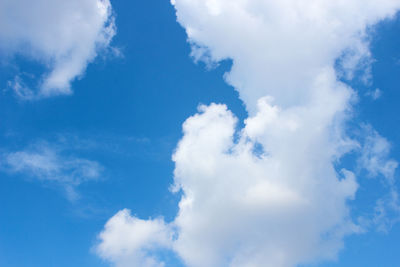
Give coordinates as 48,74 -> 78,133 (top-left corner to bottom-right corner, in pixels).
1,1 -> 400,267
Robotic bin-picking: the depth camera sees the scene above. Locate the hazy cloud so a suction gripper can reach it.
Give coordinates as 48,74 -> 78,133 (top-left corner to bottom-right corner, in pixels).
2,142 -> 103,201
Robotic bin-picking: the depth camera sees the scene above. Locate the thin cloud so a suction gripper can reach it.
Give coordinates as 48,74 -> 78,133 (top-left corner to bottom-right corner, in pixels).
6,75 -> 36,101
365,88 -> 383,100
2,142 -> 103,201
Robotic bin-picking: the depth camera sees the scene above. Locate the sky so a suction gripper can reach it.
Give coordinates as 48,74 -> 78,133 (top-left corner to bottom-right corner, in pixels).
1,0 -> 400,267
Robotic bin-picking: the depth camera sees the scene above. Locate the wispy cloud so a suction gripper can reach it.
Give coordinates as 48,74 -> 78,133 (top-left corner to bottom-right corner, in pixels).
350,125 -> 400,233
6,75 -> 36,101
365,88 -> 382,100
359,126 -> 398,182
373,189 -> 400,233
2,141 -> 103,201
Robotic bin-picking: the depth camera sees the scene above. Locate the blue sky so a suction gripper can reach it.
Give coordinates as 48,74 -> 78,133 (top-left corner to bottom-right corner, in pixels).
1,1 -> 400,267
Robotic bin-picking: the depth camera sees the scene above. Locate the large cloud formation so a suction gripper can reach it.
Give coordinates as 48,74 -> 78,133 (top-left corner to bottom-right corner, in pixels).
0,0 -> 115,98
97,1 -> 400,267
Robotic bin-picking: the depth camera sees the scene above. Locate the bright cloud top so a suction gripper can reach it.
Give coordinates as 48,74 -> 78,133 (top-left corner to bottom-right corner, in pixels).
97,1 -> 400,267
0,0 -> 116,98
173,0 -> 400,113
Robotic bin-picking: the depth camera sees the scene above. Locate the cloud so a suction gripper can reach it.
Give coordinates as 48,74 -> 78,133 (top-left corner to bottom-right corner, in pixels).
0,0 -> 116,98
356,126 -> 400,232
358,126 -> 398,182
170,102 -> 360,267
2,142 -> 103,201
373,189 -> 400,232
365,88 -> 382,100
96,1 -> 400,267
6,75 -> 35,100
172,0 -> 400,114
96,209 -> 173,267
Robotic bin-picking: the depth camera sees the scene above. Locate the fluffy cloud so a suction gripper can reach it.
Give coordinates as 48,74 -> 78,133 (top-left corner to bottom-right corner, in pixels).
0,0 -> 115,97
172,0 -> 400,113
96,1 -> 400,267
96,209 -> 173,267
170,101 -> 359,267
2,142 -> 103,200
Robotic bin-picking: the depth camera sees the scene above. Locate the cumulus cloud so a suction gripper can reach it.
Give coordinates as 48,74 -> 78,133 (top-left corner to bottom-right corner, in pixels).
172,0 -> 400,113
170,101 -> 360,267
0,0 -> 116,98
96,1 -> 400,267
97,209 -> 173,267
2,142 -> 103,200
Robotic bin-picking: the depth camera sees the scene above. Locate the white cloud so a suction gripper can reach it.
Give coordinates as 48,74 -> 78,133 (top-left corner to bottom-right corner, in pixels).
170,102 -> 360,267
0,0 -> 116,97
96,1 -> 400,267
172,0 -> 400,114
96,209 -> 173,267
2,142 -> 103,200
356,126 -> 400,232
359,126 -> 398,182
